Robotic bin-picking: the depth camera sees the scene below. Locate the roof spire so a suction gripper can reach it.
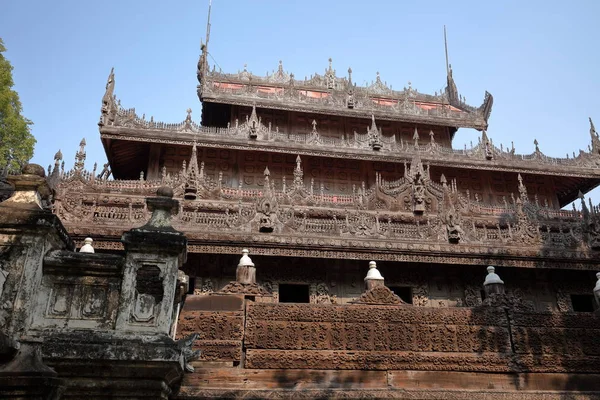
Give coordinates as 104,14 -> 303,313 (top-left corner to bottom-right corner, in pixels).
444,25 -> 450,76
205,0 -> 212,53
444,26 -> 459,104
590,117 -> 598,139
198,0 -> 213,82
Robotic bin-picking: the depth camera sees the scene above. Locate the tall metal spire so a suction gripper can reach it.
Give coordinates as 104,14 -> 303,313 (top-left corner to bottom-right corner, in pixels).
205,0 -> 212,52
444,25 -> 450,76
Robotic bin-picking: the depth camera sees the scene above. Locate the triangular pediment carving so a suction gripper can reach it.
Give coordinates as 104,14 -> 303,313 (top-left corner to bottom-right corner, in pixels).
218,281 -> 270,296
352,285 -> 406,305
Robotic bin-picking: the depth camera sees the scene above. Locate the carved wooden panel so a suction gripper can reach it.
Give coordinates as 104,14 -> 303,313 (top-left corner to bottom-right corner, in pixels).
244,303 -> 510,371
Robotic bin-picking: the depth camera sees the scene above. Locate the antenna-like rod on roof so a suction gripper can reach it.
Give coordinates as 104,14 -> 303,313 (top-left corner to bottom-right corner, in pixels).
205,0 -> 212,51
444,25 -> 450,76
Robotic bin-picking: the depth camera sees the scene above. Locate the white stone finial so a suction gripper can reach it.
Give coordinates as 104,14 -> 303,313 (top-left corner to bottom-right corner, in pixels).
238,249 -> 255,268
483,266 -> 503,285
79,237 -> 95,253
364,261 -> 384,282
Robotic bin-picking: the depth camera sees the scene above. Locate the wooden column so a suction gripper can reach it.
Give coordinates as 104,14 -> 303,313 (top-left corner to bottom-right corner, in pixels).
147,143 -> 162,180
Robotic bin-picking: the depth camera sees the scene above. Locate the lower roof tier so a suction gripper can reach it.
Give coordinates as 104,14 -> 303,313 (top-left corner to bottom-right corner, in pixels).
101,134 -> 600,207
99,103 -> 600,197
47,141 -> 600,271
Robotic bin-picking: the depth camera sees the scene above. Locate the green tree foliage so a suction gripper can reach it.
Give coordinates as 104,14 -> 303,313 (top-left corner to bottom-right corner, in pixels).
0,38 -> 35,171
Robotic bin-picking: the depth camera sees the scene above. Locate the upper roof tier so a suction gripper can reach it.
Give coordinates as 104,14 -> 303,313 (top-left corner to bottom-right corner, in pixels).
197,55 -> 493,131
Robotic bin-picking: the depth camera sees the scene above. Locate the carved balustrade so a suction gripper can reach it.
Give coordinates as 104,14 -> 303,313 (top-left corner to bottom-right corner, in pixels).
44,141 -> 600,268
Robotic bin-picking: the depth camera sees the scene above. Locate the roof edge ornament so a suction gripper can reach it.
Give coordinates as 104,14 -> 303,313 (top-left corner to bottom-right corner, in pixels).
590,117 -> 600,155
99,67 -> 116,127
197,0 -> 213,89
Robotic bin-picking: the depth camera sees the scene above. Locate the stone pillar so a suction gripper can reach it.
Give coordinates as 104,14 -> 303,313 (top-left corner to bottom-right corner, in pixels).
117,186 -> 187,334
236,249 -> 256,284
0,164 -> 70,398
364,261 -> 385,290
0,164 -> 73,339
483,266 -> 505,297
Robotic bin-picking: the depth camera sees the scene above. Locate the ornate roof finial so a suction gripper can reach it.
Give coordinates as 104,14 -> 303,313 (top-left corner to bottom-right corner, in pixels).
74,138 -> 87,173
328,57 -> 333,71
348,67 -> 353,86
518,173 -> 528,202
263,166 -> 270,177
591,117 -> 598,138
293,155 -> 304,188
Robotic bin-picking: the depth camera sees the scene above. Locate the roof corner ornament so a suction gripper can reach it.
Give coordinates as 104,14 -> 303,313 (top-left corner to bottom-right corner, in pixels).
589,117 -> 600,156
445,63 -> 459,105
197,0 -> 212,88
479,91 -> 494,123
99,67 -> 116,127
481,130 -> 493,160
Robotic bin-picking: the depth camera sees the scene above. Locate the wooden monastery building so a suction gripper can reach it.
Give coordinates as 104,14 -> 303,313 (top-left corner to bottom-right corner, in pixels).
2,8 -> 600,400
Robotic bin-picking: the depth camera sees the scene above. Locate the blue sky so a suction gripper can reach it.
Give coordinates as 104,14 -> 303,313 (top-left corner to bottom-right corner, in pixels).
2,0 -> 600,206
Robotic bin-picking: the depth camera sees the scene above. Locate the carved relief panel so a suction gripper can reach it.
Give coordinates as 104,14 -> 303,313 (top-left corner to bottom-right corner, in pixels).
34,275 -> 120,330
116,252 -> 180,334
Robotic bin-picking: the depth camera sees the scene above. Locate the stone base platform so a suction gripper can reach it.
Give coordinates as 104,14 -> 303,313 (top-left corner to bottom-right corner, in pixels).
177,368 -> 600,399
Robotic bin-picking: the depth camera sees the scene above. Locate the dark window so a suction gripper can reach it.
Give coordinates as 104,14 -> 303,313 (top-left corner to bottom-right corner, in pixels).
480,290 -> 487,301
389,286 -> 412,304
571,294 -> 596,312
187,277 -> 196,295
279,284 -> 310,303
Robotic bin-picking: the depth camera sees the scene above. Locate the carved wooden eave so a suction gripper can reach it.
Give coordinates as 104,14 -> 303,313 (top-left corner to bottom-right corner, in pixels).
48,146 -> 600,271
197,59 -> 492,131
99,70 -> 600,202
99,125 -> 600,191
68,231 -> 600,271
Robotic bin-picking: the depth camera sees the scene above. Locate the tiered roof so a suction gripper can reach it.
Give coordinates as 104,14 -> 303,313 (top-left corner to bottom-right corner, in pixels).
196,57 -> 493,131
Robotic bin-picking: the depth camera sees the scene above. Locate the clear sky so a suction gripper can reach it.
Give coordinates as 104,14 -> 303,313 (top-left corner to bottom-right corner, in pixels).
2,0 -> 600,207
